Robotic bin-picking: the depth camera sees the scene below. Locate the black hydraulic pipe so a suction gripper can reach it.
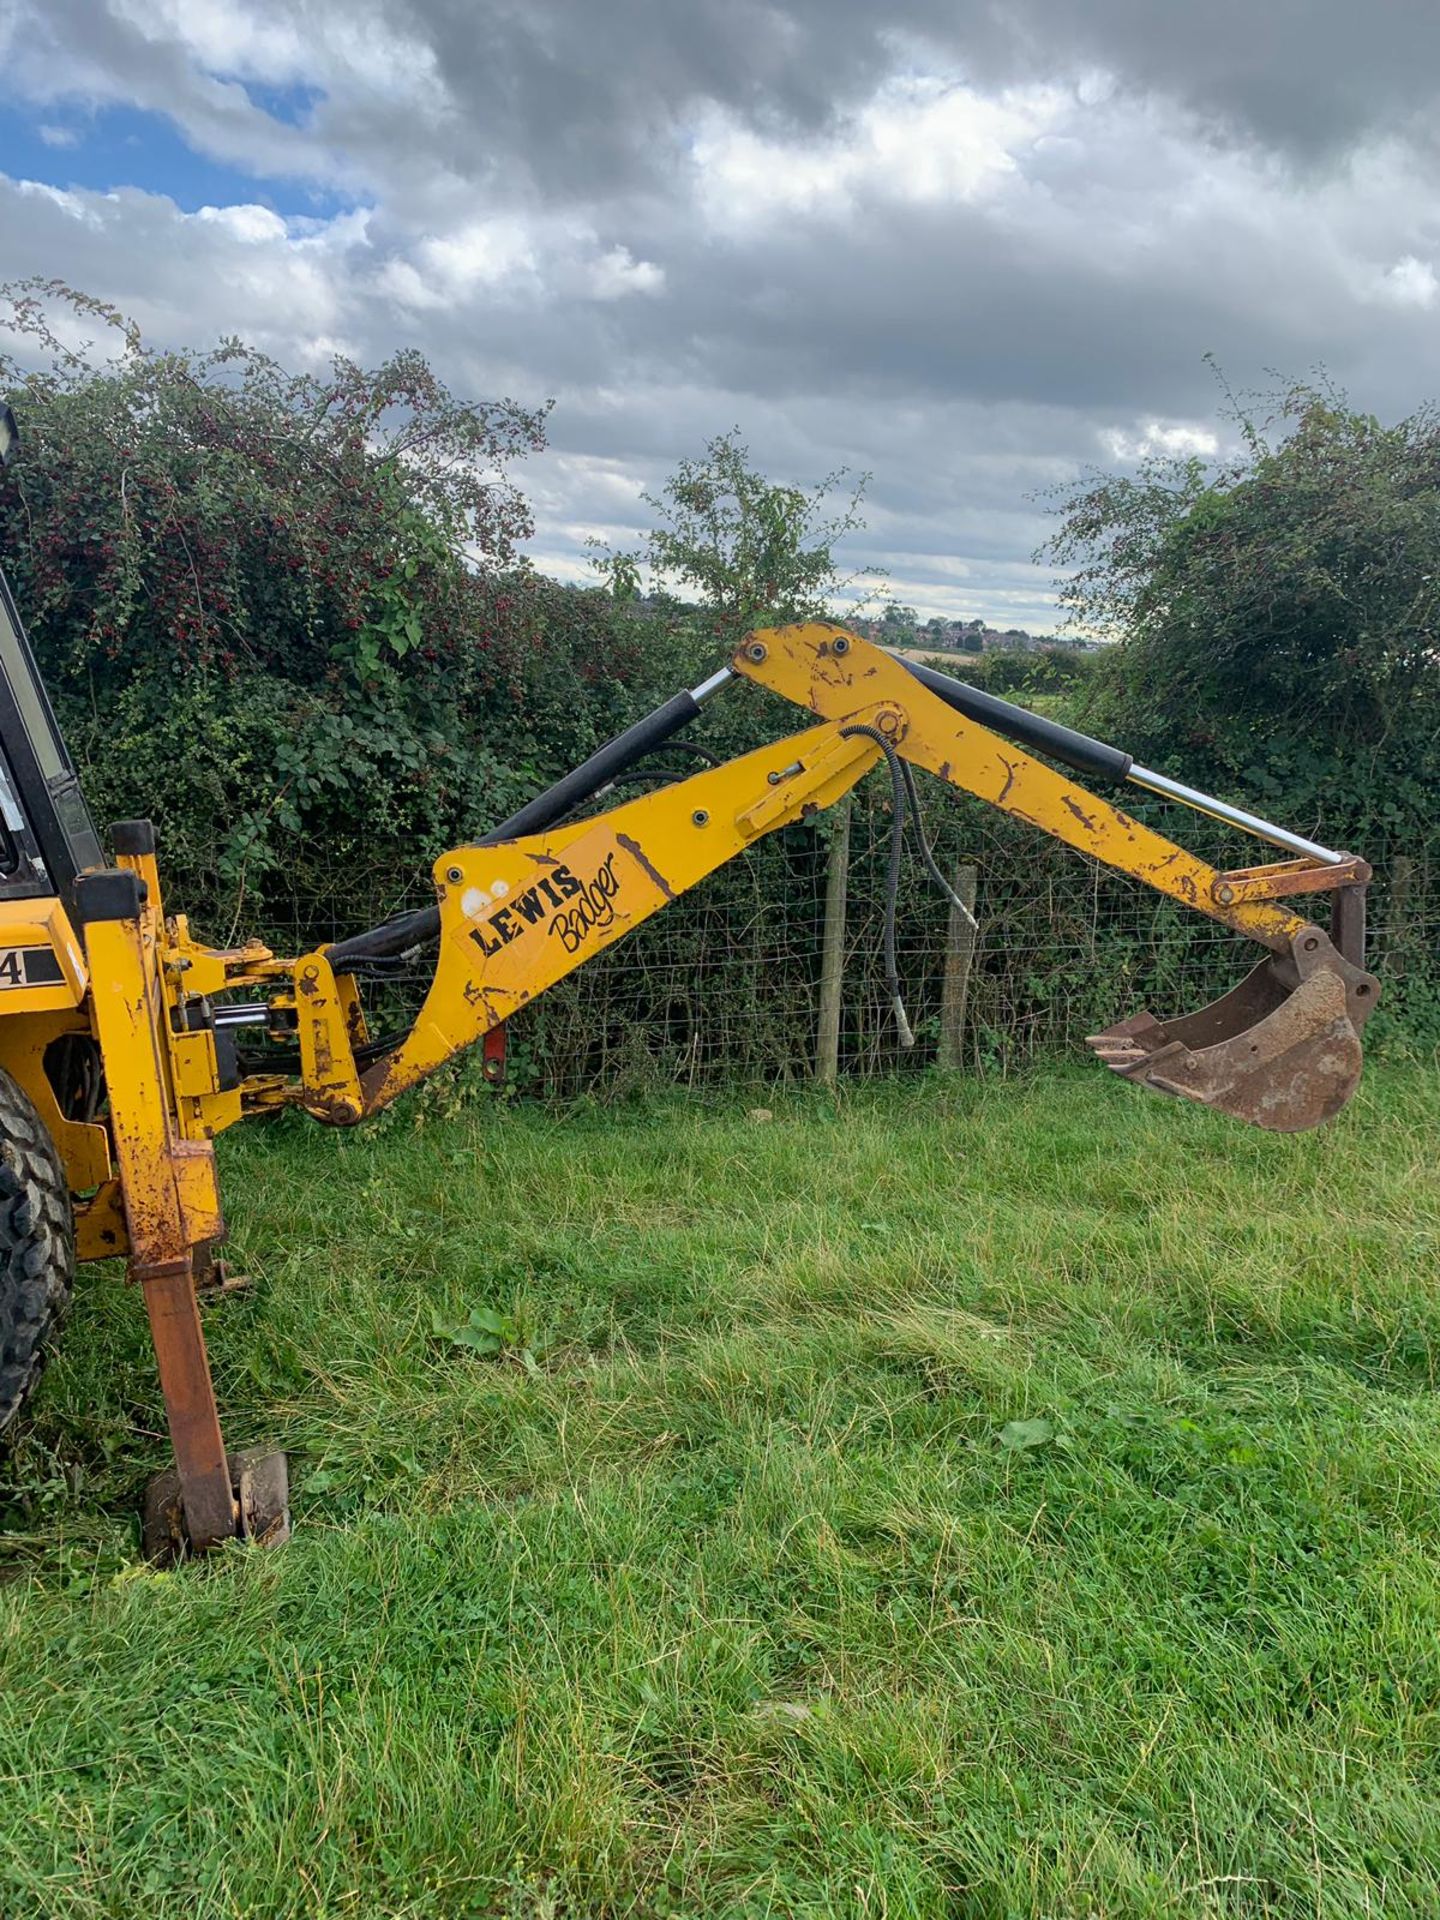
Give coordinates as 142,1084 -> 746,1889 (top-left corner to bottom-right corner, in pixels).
483,688 -> 709,844
327,686 -> 715,966
896,656 -> 1132,785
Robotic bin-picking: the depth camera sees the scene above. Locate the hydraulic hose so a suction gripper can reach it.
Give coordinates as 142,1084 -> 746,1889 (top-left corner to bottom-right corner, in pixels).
841,724 -> 915,1049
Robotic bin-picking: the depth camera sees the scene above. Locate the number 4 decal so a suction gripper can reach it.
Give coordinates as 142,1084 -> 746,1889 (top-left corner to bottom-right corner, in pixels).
0,946 -> 64,988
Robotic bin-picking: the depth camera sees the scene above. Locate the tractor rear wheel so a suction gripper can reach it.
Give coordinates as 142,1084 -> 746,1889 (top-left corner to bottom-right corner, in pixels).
0,1067 -> 75,1433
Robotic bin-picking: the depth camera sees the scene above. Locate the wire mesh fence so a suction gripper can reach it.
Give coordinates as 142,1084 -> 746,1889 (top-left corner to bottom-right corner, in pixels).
251,770 -> 1436,1102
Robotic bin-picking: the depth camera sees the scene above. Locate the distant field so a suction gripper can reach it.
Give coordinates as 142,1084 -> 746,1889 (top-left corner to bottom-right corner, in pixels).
2,1065 -> 1438,1917
885,646 -> 982,666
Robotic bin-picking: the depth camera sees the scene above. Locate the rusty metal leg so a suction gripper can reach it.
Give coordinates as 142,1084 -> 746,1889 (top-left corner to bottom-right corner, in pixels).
1332,883 -> 1367,969
75,867 -> 238,1552
138,1254 -> 236,1551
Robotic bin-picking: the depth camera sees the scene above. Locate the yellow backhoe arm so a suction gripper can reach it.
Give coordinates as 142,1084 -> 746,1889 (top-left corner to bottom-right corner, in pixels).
0,430 -> 1385,1560
732,623 -> 1379,1133
272,621 -> 1376,1138
735,624 -> 1309,948
347,714 -> 883,1114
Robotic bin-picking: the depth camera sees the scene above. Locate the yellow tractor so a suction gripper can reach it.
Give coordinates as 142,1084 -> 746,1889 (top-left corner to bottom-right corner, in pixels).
0,404 -> 1379,1556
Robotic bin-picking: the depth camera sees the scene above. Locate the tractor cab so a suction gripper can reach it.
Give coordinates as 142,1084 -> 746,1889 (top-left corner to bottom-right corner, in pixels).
0,405 -> 104,907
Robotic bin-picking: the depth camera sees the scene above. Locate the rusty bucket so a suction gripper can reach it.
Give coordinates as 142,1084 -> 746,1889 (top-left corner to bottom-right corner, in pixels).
1087,927 -> 1380,1133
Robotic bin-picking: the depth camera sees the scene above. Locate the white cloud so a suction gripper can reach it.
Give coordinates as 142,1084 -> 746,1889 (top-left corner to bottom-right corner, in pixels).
692,76 -> 1068,231
109,0 -> 311,81
12,177 -> 105,227
1099,420 -> 1221,462
196,201 -> 289,243
588,247 -> 664,300
1378,254 -> 1438,309
416,219 -> 539,296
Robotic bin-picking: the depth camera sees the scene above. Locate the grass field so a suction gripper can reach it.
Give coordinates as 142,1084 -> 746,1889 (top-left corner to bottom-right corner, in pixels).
1,1064 -> 1438,1918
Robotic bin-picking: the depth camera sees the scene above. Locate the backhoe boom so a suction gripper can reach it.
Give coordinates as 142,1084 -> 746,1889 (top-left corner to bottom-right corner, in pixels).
278,622 -> 1376,1135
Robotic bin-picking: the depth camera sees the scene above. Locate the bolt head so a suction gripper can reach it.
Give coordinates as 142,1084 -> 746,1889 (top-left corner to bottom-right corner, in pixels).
746,641 -> 767,662
692,808 -> 710,827
445,866 -> 464,884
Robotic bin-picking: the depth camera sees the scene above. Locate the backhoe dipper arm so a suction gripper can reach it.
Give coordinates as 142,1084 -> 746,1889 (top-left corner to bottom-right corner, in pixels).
736,624 -> 1320,951
296,622 -> 1376,1134
734,624 -> 1379,1130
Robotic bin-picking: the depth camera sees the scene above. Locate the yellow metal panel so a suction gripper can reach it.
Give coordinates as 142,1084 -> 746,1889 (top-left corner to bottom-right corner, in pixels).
171,1027 -> 221,1099
293,951 -> 365,1122
83,912 -> 225,1265
0,1007 -> 113,1201
0,895 -> 88,1011
75,1179 -> 128,1263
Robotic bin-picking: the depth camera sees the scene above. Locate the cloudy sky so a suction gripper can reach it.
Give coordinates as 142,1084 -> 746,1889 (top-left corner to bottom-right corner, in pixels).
3,1 -> 1440,629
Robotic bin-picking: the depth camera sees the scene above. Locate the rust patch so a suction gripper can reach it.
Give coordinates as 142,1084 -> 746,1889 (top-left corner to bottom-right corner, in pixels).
305,1089 -> 363,1126
1062,796 -> 1098,832
137,1254 -> 238,1550
997,756 -> 1018,805
616,831 -> 676,901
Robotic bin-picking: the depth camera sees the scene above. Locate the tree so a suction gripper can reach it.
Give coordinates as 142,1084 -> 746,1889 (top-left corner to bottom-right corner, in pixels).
1042,378 -> 1440,1038
879,603 -> 919,644
0,281 -> 649,938
593,430 -> 873,643
1044,381 -> 1440,813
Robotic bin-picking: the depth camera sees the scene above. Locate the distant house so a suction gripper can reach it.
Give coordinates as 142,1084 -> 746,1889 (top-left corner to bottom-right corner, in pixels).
843,610 -> 1101,654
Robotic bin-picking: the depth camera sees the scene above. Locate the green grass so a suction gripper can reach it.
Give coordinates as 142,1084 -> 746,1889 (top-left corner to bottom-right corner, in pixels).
2,1064 -> 1439,1918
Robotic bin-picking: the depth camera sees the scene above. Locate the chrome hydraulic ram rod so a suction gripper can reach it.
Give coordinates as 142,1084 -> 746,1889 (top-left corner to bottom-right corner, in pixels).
893,653 -> 1345,866
1124,765 -> 1343,864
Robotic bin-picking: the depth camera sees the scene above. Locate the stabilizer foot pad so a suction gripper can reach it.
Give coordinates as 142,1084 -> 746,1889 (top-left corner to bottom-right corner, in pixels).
141,1449 -> 291,1565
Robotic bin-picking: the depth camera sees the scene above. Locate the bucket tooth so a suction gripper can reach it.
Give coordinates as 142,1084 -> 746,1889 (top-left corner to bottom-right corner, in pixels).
1085,929 -> 1379,1133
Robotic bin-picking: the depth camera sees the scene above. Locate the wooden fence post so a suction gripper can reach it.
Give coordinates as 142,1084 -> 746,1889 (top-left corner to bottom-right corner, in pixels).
815,800 -> 851,1085
936,863 -> 978,1071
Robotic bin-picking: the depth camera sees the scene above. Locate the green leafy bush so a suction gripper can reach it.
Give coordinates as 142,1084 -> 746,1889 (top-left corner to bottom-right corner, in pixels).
1047,379 -> 1439,1041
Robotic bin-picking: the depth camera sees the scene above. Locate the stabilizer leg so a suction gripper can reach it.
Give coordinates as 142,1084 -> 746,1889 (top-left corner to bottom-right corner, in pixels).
76,865 -> 246,1555
138,1251 -> 235,1551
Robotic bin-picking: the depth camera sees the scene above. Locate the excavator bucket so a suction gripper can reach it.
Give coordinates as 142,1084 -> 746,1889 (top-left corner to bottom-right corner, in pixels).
1086,928 -> 1380,1133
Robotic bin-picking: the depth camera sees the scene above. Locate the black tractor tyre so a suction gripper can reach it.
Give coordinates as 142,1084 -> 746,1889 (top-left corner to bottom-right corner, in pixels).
0,1067 -> 75,1434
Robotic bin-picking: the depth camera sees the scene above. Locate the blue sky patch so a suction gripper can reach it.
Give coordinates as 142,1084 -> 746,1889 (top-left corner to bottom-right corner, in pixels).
0,100 -> 351,219
232,80 -> 326,130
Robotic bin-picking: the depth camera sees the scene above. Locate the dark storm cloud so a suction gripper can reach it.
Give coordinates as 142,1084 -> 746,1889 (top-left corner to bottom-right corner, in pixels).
21,0 -> 1437,204
336,0 -> 1440,201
